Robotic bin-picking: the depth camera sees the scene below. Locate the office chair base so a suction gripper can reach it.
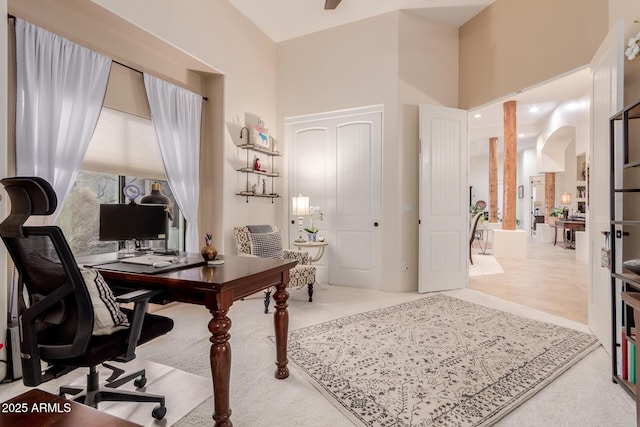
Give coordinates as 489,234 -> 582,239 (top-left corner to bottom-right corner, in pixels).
59,364 -> 167,420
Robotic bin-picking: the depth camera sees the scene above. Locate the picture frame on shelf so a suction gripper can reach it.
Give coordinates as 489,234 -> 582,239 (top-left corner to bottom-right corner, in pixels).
250,125 -> 270,150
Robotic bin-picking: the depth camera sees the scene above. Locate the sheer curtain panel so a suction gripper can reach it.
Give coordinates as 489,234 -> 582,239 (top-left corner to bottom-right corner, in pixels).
143,73 -> 202,252
15,18 -> 111,220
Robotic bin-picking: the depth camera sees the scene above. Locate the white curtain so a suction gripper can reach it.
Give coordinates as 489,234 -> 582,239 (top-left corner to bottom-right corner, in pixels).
15,18 -> 111,220
143,73 -> 202,253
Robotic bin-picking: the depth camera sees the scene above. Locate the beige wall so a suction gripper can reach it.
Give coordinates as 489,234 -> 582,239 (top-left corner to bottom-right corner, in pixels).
277,11 -> 458,292
92,0 -> 278,254
459,0 -> 609,109
8,0 -> 279,254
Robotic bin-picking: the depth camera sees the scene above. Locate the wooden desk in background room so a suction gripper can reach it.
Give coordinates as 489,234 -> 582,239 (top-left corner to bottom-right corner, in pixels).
96,254 -> 297,427
556,220 -> 586,249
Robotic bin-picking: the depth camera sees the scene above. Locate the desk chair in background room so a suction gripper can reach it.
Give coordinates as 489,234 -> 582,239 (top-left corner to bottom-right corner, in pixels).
469,212 -> 483,265
0,176 -> 173,420
234,225 -> 316,313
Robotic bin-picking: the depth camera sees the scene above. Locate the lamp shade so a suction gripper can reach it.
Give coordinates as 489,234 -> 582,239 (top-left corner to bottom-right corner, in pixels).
292,195 -> 310,216
560,192 -> 571,206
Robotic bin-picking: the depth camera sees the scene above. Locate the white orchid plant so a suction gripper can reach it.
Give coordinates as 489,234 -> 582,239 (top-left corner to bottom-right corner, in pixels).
304,206 -> 324,234
626,31 -> 640,61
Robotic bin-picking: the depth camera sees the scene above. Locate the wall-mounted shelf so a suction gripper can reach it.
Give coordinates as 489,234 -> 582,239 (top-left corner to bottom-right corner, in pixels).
236,127 -> 281,203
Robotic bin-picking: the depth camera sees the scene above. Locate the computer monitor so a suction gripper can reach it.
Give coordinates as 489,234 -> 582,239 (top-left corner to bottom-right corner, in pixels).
99,204 -> 168,243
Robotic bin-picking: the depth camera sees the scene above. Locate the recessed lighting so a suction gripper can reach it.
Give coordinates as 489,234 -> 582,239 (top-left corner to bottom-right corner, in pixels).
474,113 -> 482,118
529,106 -> 539,113
518,133 -> 525,138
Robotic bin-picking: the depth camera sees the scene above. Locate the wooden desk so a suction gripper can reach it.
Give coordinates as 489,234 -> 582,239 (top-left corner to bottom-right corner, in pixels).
556,220 -> 586,249
96,254 -> 297,427
0,389 -> 141,427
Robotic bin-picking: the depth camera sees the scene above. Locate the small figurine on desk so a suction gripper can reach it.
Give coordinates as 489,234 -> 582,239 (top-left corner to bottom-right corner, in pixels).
254,157 -> 266,172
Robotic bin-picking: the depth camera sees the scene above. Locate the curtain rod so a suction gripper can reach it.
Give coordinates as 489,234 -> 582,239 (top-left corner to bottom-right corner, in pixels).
5,17 -> 208,102
113,60 -> 208,101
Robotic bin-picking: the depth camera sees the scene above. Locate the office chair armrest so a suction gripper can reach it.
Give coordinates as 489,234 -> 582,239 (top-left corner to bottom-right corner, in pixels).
115,289 -> 163,362
115,289 -> 163,304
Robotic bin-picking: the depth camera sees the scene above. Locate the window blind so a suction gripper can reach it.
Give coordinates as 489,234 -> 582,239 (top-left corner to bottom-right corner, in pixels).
81,107 -> 166,180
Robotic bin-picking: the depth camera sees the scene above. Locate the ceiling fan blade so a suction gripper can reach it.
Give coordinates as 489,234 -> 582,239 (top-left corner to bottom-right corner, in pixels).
324,0 -> 342,10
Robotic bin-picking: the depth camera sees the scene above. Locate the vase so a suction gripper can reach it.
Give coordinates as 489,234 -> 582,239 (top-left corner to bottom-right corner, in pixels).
307,233 -> 317,242
201,243 -> 218,261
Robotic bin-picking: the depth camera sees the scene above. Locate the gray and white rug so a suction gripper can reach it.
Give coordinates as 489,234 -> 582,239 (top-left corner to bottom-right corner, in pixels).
282,293 -> 599,426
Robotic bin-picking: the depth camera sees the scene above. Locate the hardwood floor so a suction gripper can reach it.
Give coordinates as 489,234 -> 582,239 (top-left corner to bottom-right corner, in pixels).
469,236 -> 588,324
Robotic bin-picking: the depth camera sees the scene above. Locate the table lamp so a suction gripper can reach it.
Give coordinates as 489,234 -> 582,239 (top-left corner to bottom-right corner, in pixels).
292,195 -> 309,243
560,192 -> 571,219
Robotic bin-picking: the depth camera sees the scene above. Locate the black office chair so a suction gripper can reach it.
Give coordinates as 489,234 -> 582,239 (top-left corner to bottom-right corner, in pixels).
0,176 -> 174,420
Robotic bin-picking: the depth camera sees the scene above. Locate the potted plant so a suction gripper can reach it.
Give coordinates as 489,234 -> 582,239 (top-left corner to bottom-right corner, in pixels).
305,206 -> 324,241
304,226 -> 319,241
548,207 -> 564,226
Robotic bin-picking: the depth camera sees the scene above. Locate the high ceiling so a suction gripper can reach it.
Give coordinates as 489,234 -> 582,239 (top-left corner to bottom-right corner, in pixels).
227,0 -> 591,156
227,0 -> 495,43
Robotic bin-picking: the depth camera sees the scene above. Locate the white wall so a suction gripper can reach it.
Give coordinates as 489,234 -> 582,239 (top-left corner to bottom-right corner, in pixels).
277,11 -> 458,292
518,147 -> 538,232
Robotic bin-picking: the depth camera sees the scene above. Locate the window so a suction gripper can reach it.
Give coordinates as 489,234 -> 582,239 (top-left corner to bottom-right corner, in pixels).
57,171 -> 185,257
56,107 -> 185,257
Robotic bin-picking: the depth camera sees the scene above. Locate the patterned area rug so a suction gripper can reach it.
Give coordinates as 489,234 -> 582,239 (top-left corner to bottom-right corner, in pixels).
284,294 -> 598,426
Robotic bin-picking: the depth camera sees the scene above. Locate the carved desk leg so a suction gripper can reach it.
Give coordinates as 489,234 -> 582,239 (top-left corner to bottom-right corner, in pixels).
273,269 -> 290,379
209,295 -> 233,427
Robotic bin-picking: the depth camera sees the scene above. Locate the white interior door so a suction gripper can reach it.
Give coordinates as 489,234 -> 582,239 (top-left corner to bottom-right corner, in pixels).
419,105 -> 468,293
287,106 -> 382,289
588,20 -> 624,353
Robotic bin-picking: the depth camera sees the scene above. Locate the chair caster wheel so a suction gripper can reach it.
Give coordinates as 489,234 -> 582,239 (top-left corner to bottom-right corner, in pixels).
134,376 -> 147,388
152,404 -> 167,420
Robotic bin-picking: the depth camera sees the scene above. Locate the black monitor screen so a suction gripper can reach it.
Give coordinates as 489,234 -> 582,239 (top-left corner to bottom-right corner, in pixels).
99,204 -> 168,242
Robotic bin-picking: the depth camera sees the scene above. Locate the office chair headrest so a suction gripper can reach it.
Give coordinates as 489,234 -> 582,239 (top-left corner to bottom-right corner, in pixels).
0,176 -> 58,237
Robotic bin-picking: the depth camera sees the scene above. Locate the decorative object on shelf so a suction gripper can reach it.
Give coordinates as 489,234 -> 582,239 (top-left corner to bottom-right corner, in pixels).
200,233 -> 218,261
292,195 -> 310,242
254,156 -> 266,172
250,125 -> 270,149
622,259 -> 640,274
518,185 -> 524,199
262,178 -> 267,195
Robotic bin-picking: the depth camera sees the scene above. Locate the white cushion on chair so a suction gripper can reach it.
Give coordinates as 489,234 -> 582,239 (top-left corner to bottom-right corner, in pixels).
249,230 -> 284,258
80,268 -> 130,336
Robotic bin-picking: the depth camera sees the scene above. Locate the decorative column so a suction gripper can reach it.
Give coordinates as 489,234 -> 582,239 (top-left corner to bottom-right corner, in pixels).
489,137 -> 499,222
502,101 -> 517,230
545,172 -> 555,223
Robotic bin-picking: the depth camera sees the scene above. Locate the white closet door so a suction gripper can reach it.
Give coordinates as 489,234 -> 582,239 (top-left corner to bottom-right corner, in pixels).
286,106 -> 382,289
419,105 -> 468,293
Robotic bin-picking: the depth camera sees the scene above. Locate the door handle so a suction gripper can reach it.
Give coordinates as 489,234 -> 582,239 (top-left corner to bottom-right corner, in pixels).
374,222 -> 379,227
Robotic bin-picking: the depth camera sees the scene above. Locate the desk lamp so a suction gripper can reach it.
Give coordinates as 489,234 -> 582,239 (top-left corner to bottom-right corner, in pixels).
141,182 -> 173,254
560,192 -> 571,220
292,195 -> 309,243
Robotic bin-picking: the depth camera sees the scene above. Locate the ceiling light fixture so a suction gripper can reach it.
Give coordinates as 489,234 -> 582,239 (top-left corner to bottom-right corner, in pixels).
529,106 -> 539,113
474,113 -> 482,118
518,133 -> 525,138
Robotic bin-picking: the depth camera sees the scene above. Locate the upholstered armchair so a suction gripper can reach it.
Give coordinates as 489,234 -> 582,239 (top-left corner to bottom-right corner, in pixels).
234,225 -> 316,313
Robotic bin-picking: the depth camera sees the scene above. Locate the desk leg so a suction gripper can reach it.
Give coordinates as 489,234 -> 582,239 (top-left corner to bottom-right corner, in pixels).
208,305 -> 232,427
273,270 -> 290,379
